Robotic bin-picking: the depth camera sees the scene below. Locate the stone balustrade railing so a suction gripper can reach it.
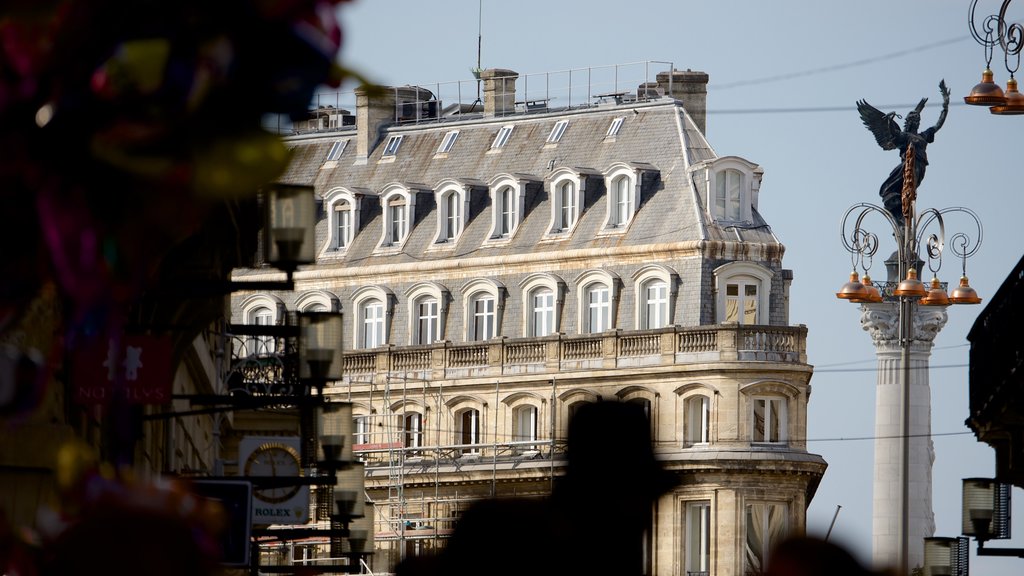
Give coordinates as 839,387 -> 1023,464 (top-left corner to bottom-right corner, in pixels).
340,324 -> 807,379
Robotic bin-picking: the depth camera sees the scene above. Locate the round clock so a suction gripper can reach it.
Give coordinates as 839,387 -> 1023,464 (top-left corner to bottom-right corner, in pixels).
244,442 -> 303,504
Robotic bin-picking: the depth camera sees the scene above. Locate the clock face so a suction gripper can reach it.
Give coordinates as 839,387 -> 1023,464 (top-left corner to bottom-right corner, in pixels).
244,442 -> 302,504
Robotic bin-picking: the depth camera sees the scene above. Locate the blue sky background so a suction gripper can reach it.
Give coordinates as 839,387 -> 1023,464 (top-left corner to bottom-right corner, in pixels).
330,1 -> 1024,572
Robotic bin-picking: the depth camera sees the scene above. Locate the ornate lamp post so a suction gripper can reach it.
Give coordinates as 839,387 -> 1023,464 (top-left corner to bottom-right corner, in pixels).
838,141 -> 983,573
965,0 -> 1024,114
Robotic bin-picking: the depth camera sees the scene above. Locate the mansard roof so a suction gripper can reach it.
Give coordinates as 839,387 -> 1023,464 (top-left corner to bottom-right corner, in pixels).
275,97 -> 780,271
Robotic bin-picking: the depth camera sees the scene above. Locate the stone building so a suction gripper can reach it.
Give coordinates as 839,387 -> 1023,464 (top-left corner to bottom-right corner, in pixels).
232,63 -> 827,576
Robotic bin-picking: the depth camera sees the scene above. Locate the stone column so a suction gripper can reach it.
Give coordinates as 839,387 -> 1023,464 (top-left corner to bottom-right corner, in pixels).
859,302 -> 948,572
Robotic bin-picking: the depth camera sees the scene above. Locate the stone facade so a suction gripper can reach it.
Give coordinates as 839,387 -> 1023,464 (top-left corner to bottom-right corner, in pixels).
233,66 -> 826,575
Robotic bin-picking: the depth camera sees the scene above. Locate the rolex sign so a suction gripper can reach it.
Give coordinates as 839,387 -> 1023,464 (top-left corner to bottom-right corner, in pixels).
238,436 -> 310,525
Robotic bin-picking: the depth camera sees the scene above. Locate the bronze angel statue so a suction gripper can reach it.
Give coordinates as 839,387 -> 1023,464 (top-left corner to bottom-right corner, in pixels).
857,80 -> 950,226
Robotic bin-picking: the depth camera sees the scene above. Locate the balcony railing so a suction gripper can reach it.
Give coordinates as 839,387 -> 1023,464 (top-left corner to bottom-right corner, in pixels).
340,324 -> 807,380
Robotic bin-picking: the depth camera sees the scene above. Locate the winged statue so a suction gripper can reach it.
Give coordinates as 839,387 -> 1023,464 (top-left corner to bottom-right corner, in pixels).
856,80 -> 950,226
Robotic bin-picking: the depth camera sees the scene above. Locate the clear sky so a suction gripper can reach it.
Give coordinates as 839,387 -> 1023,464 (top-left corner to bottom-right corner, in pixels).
331,1 -> 1024,572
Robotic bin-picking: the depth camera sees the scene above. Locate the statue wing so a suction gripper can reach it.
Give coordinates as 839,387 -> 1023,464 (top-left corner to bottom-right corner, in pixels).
856,99 -> 900,151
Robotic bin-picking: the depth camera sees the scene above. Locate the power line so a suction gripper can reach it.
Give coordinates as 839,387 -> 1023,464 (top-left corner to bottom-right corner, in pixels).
712,36 -> 970,91
709,101 -> 968,116
815,363 -> 968,373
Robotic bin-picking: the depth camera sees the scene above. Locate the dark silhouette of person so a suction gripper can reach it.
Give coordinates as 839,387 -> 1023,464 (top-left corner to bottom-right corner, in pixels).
764,536 -> 892,576
397,400 -> 677,576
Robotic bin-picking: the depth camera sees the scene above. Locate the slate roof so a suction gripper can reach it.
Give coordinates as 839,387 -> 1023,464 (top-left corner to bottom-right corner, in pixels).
272,96 -> 780,272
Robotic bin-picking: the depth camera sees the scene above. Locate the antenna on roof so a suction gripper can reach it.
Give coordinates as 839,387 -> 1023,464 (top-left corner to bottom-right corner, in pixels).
470,0 -> 483,109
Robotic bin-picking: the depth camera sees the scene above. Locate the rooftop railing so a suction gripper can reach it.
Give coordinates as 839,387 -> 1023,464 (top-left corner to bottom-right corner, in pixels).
262,60 -> 676,135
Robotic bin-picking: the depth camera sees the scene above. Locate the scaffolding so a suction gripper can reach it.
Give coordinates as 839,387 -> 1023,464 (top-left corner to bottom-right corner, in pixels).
341,374 -> 567,570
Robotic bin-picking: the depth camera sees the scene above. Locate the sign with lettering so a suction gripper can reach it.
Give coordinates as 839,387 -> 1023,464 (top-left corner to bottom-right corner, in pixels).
238,436 -> 310,526
71,334 -> 173,405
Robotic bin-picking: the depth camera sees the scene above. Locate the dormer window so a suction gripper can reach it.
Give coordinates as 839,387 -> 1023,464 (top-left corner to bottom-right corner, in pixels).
545,168 -> 588,237
388,197 -> 407,244
433,180 -> 477,245
437,130 -> 459,154
383,135 -> 403,157
497,186 -> 515,236
377,185 -> 418,250
559,181 -> 576,229
716,168 -> 743,221
491,125 -> 514,149
323,187 -> 363,254
611,175 -> 632,227
606,117 -> 624,138
326,140 -> 347,162
335,201 -> 352,249
546,120 -> 568,144
600,163 -> 651,233
714,262 -> 773,325
695,156 -> 762,223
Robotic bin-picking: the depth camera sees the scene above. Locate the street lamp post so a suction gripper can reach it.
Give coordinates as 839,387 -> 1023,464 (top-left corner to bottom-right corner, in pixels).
838,145 -> 983,575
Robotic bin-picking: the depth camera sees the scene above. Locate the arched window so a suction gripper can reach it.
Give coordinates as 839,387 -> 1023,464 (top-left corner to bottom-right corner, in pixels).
611,175 -> 632,227
521,274 -> 564,338
323,188 -> 362,255
497,186 -> 515,237
714,262 -> 773,325
445,191 -> 462,240
463,279 -> 504,341
251,306 -> 275,355
685,395 -> 711,445
633,265 -> 677,330
404,412 -> 423,449
585,283 -> 611,333
360,298 -> 385,348
513,405 -> 538,452
457,408 -> 481,454
414,296 -> 440,344
716,168 -> 743,221
530,288 -> 555,337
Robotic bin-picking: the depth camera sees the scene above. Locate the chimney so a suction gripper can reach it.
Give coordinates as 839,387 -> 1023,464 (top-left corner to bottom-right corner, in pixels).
656,69 -> 709,135
481,68 -> 518,117
355,85 -> 434,163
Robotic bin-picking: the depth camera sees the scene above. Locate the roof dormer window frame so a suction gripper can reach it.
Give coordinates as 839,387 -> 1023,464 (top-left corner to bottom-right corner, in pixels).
321,187 -> 364,256
543,168 -> 588,239
490,125 -> 515,150
436,130 -> 460,155
324,140 -> 348,166
382,134 -> 404,158
432,180 -> 471,245
376,184 -> 416,251
606,117 -> 624,139
599,163 -> 649,234
546,120 -> 568,144
697,156 -> 762,224
484,174 -> 531,243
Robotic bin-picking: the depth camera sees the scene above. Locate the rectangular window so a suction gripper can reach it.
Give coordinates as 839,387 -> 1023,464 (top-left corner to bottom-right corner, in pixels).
499,189 -> 515,236
354,416 -> 371,446
559,182 -> 576,230
389,201 -> 407,244
404,413 -> 422,449
532,290 -> 555,337
445,193 -> 461,240
326,140 -> 347,161
382,134 -> 403,157
607,117 -> 624,138
612,176 -> 633,226
716,169 -> 743,220
437,130 -> 459,154
417,299 -> 439,345
686,501 -> 711,576
687,395 -> 710,445
335,204 -> 351,249
588,285 -> 610,333
752,397 -> 784,443
745,502 -> 787,574
362,302 -> 385,348
460,410 -> 480,453
472,297 -> 495,340
645,282 -> 668,329
726,283 -> 758,325
492,125 -> 514,149
547,120 -> 568,143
